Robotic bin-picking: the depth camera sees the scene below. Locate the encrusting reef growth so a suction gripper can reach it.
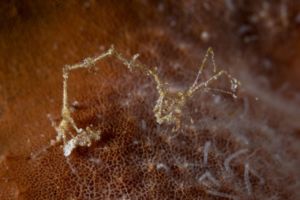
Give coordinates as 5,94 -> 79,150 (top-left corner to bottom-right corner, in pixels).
0,1 -> 299,200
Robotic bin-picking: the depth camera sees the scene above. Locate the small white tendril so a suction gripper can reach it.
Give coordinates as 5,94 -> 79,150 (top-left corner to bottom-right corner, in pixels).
243,162 -> 265,196
203,141 -> 211,166
224,149 -> 248,172
198,171 -> 220,187
206,189 -> 239,200
244,162 -> 252,195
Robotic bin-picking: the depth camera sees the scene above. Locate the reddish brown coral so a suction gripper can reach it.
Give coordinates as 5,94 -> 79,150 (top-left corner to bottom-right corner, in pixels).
0,1 -> 299,199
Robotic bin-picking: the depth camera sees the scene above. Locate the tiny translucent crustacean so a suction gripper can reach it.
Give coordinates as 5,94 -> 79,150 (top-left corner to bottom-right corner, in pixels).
50,45 -> 240,156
